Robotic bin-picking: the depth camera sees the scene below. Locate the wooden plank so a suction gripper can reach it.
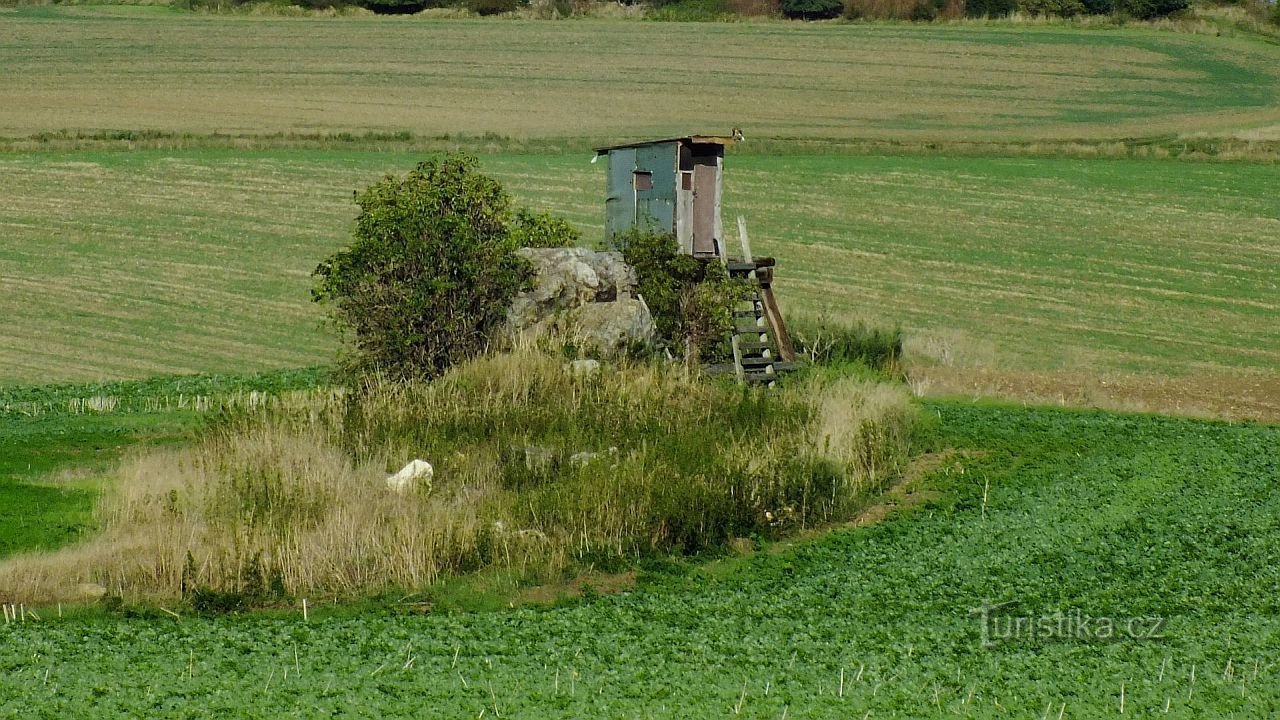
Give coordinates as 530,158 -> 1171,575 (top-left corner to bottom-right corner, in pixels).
759,285 -> 797,362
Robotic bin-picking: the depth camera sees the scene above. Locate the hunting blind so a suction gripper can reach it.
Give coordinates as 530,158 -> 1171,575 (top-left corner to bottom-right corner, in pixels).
595,134 -> 797,383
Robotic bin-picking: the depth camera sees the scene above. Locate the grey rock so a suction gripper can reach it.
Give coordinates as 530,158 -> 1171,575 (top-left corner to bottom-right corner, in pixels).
569,359 -> 601,377
507,247 -> 656,356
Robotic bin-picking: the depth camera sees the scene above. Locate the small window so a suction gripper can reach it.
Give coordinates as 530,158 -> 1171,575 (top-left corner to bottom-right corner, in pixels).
681,172 -> 693,191
633,171 -> 653,191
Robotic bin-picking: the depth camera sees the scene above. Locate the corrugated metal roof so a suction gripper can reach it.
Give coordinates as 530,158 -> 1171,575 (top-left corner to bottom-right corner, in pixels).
594,135 -> 736,155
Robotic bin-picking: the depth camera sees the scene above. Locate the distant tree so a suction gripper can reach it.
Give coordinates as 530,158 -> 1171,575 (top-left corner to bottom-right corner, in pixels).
1113,0 -> 1186,17
312,154 -> 572,381
781,0 -> 843,18
963,0 -> 1016,15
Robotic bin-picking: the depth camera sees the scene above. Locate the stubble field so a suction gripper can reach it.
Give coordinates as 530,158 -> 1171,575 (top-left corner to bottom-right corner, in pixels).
2,5 -> 1280,141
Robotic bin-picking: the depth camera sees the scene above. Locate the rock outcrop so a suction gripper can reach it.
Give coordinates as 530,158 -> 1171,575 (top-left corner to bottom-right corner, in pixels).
507,247 -> 656,356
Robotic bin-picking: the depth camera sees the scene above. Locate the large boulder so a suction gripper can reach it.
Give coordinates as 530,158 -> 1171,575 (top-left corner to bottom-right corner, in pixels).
507,248 -> 656,356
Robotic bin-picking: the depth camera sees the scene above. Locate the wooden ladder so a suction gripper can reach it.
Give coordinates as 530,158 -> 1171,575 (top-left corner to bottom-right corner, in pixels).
726,258 -> 796,385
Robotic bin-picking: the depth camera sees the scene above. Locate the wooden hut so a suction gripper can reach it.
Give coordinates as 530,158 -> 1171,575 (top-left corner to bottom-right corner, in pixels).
595,134 -> 798,383
594,135 -> 734,258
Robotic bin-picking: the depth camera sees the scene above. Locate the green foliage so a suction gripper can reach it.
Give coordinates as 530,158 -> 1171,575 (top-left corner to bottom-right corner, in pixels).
615,229 -> 743,360
646,0 -> 731,20
466,0 -> 519,13
780,0 -> 843,17
508,209 -> 579,249
1017,0 -> 1084,15
963,0 -> 1016,15
356,0 -> 435,13
312,154 -> 535,381
1016,0 -> 1185,16
1112,0 -> 1187,17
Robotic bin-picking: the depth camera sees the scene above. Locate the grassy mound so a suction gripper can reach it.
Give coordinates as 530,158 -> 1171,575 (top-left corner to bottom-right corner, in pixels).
0,349 -> 916,604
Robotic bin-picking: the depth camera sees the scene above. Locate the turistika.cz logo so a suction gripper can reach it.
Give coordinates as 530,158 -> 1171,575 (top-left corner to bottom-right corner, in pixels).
970,601 -> 1167,648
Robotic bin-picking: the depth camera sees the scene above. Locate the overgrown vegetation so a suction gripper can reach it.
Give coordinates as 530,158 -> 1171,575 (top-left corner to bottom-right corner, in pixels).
789,315 -> 903,373
0,347 -> 916,604
312,154 -> 573,382
615,229 -> 744,362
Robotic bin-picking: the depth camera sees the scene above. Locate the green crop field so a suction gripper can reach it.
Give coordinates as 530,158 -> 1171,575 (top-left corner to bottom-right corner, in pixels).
2,6 -> 1280,142
1,402 -> 1277,717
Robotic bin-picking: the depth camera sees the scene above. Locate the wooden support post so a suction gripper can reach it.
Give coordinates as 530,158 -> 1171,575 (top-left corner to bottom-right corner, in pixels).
719,240 -> 745,386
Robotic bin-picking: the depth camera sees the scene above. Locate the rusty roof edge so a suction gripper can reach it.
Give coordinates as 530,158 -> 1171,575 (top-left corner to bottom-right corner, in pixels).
593,135 -> 737,154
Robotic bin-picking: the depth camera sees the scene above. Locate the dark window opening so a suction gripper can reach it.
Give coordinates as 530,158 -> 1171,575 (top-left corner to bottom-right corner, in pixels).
633,171 -> 653,191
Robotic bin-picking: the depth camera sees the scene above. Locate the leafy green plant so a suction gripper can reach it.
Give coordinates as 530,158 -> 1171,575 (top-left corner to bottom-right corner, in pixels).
312,154 -> 539,381
1017,0 -> 1084,15
616,229 -> 743,361
1113,0 -> 1187,17
646,0 -> 732,20
466,0 -> 520,14
963,0 -> 1016,15
780,0 -> 843,17
508,209 -> 579,249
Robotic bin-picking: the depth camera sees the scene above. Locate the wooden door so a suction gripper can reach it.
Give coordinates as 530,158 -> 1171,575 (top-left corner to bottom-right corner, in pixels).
691,161 -> 718,257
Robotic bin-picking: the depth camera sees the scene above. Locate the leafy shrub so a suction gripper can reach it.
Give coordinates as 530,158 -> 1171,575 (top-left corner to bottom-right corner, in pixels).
844,0 -> 954,19
312,154 -> 535,381
466,0 -> 519,14
1017,0 -> 1084,14
1272,0 -> 1280,25
781,0 -> 843,17
963,0 -> 1015,13
1113,0 -> 1186,17
358,0 -> 434,12
509,209 -> 579,249
616,229 -> 743,361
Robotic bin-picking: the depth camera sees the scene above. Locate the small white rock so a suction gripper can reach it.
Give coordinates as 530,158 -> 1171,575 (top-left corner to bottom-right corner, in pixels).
569,359 -> 600,377
386,459 -> 433,492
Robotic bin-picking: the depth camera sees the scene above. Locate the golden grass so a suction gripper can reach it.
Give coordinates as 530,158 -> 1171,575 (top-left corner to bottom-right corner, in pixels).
2,7 -> 1280,142
0,347 -> 916,603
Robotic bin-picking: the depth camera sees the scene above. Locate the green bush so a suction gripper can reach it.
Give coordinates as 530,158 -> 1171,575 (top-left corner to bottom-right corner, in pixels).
312,154 -> 535,381
964,0 -> 1016,13
509,209 -> 579,249
1272,0 -> 1280,25
1112,0 -> 1186,15
1017,0 -> 1084,14
358,0 -> 434,13
616,229 -> 742,361
466,0 -> 519,14
781,0 -> 843,17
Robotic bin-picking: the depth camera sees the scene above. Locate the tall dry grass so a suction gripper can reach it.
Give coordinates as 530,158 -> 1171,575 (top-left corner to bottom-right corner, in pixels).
0,348 -> 915,605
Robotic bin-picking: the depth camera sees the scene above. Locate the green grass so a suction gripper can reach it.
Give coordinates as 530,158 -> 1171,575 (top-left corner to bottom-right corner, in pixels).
0,368 -> 329,558
2,150 -> 1276,384
2,6 -> 1280,142
1,401 -> 1276,717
